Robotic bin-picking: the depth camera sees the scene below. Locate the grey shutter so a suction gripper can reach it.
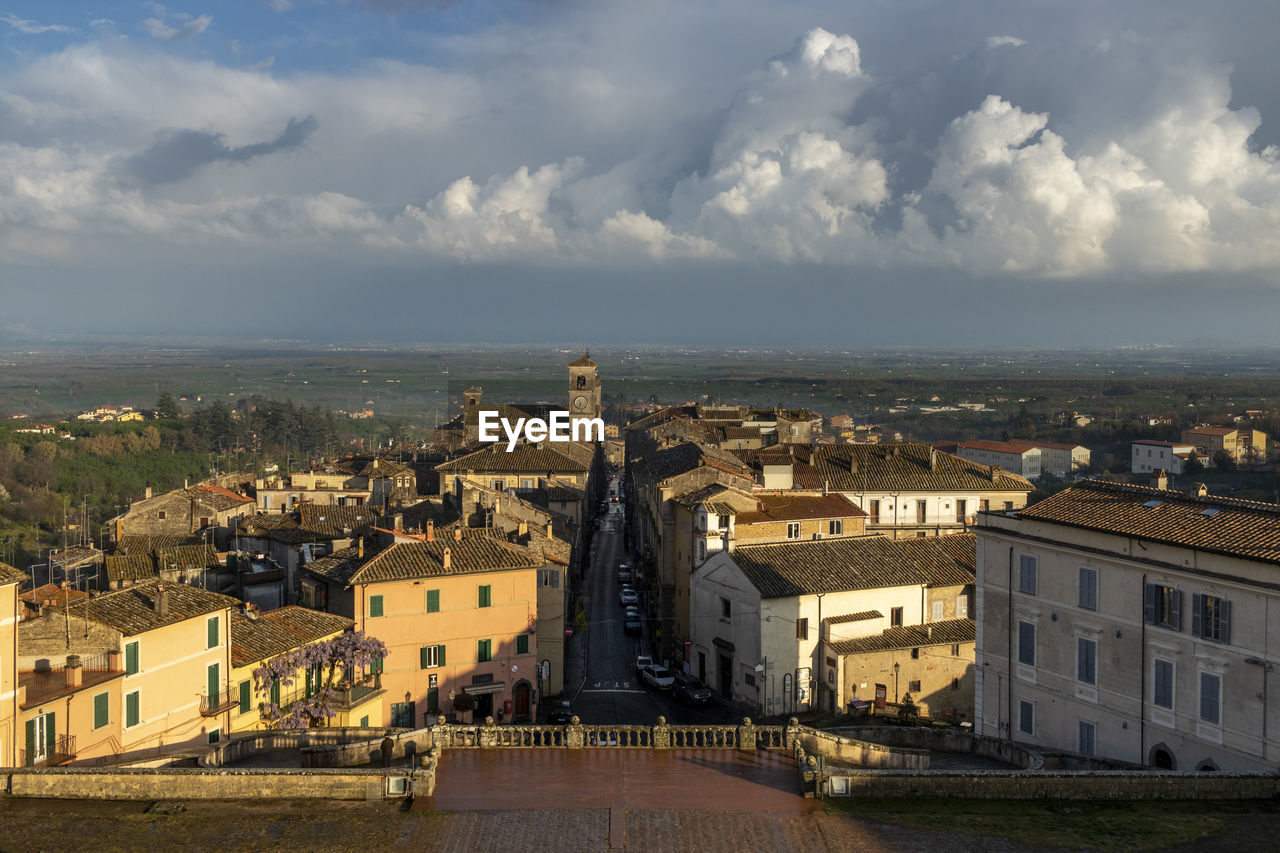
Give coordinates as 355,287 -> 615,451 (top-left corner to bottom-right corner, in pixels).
1171,590 -> 1182,630
1191,594 -> 1203,638
1220,600 -> 1231,644
1144,584 -> 1155,624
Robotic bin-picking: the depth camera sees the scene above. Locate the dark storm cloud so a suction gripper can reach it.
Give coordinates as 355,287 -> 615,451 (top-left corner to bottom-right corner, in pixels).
122,116 -> 318,187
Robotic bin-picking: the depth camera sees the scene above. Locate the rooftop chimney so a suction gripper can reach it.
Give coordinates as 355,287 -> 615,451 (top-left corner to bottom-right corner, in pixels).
990,465 -> 1001,481
442,547 -> 452,570
393,513 -> 403,532
1152,469 -> 1169,491
926,625 -> 933,640
426,520 -> 435,542
154,583 -> 170,617
518,520 -> 528,537
454,527 -> 462,542
358,537 -> 365,558
145,483 -> 152,501
184,479 -> 188,489
930,448 -> 937,471
849,453 -> 858,474
64,654 -> 83,689
546,520 -> 553,539
1191,482 -> 1209,498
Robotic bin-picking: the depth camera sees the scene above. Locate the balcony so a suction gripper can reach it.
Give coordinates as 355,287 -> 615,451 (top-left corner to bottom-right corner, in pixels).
21,734 -> 76,767
201,687 -> 239,716
20,653 -> 122,709
334,674 -> 383,710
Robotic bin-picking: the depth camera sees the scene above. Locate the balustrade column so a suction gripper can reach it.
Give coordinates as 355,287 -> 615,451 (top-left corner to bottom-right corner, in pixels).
737,717 -> 756,751
652,716 -> 671,749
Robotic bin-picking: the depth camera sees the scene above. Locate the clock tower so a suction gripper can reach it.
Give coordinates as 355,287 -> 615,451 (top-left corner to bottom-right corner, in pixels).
568,350 -> 601,425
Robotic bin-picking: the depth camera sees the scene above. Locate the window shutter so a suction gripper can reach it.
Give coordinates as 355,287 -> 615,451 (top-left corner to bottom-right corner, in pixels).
517,634 -> 528,655
1191,594 -> 1203,638
420,647 -> 430,669
305,666 -> 314,696
370,595 -> 383,618
239,680 -> 251,713
1171,590 -> 1182,630
126,692 -> 139,727
208,617 -> 219,649
1220,600 -> 1231,644
427,589 -> 440,613
125,642 -> 138,675
25,719 -> 35,763
1143,584 -> 1155,624
438,645 -> 446,667
94,692 -> 109,728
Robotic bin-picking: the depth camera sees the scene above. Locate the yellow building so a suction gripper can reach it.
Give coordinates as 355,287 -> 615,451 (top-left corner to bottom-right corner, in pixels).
229,605 -> 383,732
0,562 -> 28,767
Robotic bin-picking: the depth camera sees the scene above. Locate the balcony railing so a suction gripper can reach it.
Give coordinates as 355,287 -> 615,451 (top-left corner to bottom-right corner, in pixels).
20,734 -> 76,766
201,687 -> 239,716
334,675 -> 383,710
19,654 -> 120,707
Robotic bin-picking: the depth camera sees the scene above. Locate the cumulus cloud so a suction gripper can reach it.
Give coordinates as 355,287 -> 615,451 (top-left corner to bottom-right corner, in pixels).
267,0 -> 293,11
1,13 -> 74,35
1,16 -> 1279,281
142,12 -> 212,41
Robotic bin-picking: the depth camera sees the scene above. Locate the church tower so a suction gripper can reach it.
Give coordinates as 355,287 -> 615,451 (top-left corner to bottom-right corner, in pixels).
568,351 -> 601,424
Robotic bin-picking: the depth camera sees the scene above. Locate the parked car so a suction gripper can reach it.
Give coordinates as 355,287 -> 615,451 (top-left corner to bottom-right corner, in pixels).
635,654 -> 653,675
672,673 -> 713,704
640,664 -> 675,690
619,587 -> 638,606
549,701 -> 574,724
623,609 -> 642,635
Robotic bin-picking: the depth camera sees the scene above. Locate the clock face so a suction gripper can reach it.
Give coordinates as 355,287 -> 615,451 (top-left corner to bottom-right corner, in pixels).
573,395 -> 589,411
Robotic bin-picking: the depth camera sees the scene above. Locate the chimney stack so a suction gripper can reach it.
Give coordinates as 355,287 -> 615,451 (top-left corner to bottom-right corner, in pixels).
393,513 -> 403,532
426,520 -> 435,542
358,537 -> 364,558
849,453 -> 858,474
454,527 -> 463,542
154,583 -> 170,617
546,521 -> 553,539
930,448 -> 937,471
64,655 -> 83,689
1152,469 -> 1168,490
1191,482 -> 1209,498
518,520 -> 528,537
145,483 -> 152,501
442,547 -> 451,570
990,465 -> 1001,481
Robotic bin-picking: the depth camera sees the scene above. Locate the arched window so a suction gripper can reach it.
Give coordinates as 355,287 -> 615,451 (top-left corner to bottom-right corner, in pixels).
577,375 -> 586,389
783,673 -> 792,711
1150,744 -> 1176,770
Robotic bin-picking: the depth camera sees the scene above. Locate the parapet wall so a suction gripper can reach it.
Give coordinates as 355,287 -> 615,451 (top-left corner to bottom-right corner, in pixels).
822,770 -> 1280,801
6,767 -> 398,800
798,727 -> 929,770
829,726 -> 1043,770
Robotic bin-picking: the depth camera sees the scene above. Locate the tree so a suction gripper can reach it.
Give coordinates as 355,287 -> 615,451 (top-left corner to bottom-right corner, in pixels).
155,392 -> 179,420
252,631 -> 388,729
1185,452 -> 1204,475
1211,449 -> 1236,472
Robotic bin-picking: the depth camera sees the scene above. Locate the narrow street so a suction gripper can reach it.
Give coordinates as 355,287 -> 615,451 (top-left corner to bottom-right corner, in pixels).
570,475 -> 741,726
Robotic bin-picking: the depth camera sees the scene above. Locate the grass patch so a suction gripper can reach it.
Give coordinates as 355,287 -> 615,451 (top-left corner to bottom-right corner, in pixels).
823,797 -> 1279,851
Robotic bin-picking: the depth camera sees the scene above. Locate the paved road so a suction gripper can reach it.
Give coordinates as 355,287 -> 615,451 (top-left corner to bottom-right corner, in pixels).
572,479 -> 740,726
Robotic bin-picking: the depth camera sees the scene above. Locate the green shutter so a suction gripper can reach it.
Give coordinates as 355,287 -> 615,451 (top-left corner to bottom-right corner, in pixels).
438,644 -> 446,667
207,663 -> 219,702
25,719 -> 35,764
517,634 -> 529,655
479,585 -> 491,608
125,642 -> 139,675
360,715 -> 369,727
426,589 -> 440,612
270,680 -> 280,707
305,667 -> 314,697
238,680 -> 251,713
126,692 -> 139,728
478,639 -> 491,662
420,647 -> 430,669
371,655 -> 384,674
45,712 -> 55,755
94,693 -> 109,729
207,616 -> 219,649
370,595 -> 383,617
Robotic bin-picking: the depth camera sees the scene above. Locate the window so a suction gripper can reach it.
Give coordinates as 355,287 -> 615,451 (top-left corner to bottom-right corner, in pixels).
199,516 -> 210,529
717,514 -> 730,529
125,641 -> 139,676
1144,584 -> 1181,630
916,500 -> 927,524
125,691 -> 140,728
1077,638 -> 1097,685
1153,659 -> 1174,709
207,616 -> 220,649
931,601 -> 944,622
157,510 -> 166,520
492,480 -> 505,491
956,499 -> 967,523
369,595 -> 384,618
420,645 -> 445,668
478,585 -> 492,608
538,569 -> 559,588
371,655 -> 384,674
697,540 -> 706,562
1079,568 -> 1098,611
1004,501 -> 1014,511
1018,555 -> 1037,595
786,522 -> 801,540
956,595 -> 968,618
951,677 -> 960,689
720,598 -> 731,620
890,607 -> 903,627
1019,700 -> 1034,734
1192,594 -> 1231,643
951,643 -> 961,656
1199,672 -> 1221,724
238,680 -> 251,714
796,618 -> 808,641
477,639 -> 492,663
1018,621 -> 1036,666
980,499 -> 990,512
908,679 -> 921,693
1078,721 -> 1096,756
910,647 -> 920,659
93,692 -> 109,729
868,500 -> 880,524
426,589 -> 440,613
517,634 -> 529,655
828,519 -> 843,535
208,729 -> 220,744
521,478 -> 535,490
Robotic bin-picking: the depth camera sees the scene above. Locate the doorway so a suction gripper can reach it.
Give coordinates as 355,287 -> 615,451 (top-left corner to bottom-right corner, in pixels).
474,692 -> 494,720
513,681 -> 532,722
718,654 -> 733,698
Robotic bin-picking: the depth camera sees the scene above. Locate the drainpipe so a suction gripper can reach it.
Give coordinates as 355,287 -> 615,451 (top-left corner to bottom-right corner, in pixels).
1006,544 -> 1013,740
1140,573 -> 1146,765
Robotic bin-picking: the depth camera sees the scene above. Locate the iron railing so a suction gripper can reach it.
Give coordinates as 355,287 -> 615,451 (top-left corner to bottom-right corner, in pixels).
20,734 -> 76,766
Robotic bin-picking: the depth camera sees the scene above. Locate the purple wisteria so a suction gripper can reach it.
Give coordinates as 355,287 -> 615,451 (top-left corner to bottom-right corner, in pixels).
251,630 -> 388,729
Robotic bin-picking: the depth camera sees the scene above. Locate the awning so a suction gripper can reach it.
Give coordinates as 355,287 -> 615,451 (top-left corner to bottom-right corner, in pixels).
712,637 -> 735,652
462,682 -> 506,696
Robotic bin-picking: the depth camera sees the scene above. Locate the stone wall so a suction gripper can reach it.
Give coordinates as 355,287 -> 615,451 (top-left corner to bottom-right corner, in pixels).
829,725 -> 1043,770
798,728 -> 929,770
6,767 -> 399,800
821,770 -> 1280,801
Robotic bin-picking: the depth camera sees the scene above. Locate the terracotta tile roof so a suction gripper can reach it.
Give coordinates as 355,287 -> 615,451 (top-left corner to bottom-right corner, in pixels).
105,554 -> 158,582
77,579 -> 240,637
642,442 -> 753,484
49,546 -> 103,569
830,618 -> 975,655
734,493 -> 866,524
358,458 -> 415,479
624,405 -> 699,432
807,444 -> 1033,493
568,352 -> 597,367
191,483 -> 255,510
958,440 -> 1038,455
21,583 -> 90,606
1007,439 -> 1085,452
671,483 -> 755,510
728,533 -> 975,598
348,538 -> 544,585
1131,440 -> 1185,448
240,506 -> 382,544
116,534 -> 203,555
0,561 -> 27,585
1185,426 -> 1237,436
824,610 -> 882,625
1008,479 -> 1280,566
436,443 -> 592,474
154,544 -> 221,571
230,606 -> 354,668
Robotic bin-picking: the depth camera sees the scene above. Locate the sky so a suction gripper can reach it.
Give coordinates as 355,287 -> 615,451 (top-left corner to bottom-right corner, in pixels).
1,1 -> 1280,346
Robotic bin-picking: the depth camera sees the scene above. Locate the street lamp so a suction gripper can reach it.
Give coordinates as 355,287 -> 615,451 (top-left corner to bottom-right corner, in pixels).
893,662 -> 900,704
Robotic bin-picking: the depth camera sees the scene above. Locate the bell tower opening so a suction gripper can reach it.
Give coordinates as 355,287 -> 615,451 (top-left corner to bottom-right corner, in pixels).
567,350 -> 601,424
